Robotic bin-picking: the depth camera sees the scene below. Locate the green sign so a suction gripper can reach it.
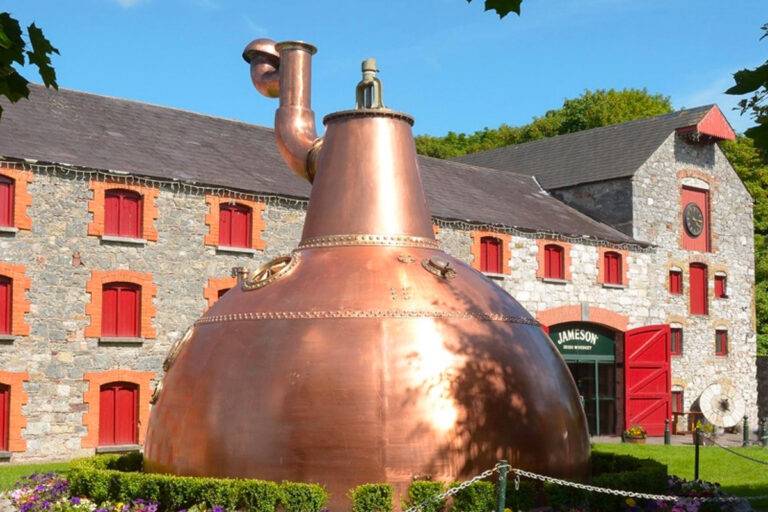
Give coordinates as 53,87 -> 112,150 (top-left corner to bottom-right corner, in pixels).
550,323 -> 616,358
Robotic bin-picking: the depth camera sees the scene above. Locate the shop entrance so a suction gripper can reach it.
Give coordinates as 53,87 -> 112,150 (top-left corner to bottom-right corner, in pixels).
549,322 -> 618,436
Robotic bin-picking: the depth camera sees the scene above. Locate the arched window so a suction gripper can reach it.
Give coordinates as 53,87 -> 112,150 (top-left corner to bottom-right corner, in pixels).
99,382 -> 138,446
101,283 -> 140,338
104,189 -> 143,239
544,244 -> 564,280
219,203 -> 252,248
479,236 -> 502,273
0,175 -> 13,227
689,263 -> 708,315
603,251 -> 622,285
0,276 -> 10,335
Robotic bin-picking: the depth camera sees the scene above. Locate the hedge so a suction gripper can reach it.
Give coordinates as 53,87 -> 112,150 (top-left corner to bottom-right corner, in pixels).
68,453 -> 328,512
68,451 -> 666,512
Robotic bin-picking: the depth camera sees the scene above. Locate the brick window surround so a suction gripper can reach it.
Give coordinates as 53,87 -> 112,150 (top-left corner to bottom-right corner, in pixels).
536,305 -> 628,332
0,262 -> 31,336
0,168 -> 33,230
204,276 -> 237,308
470,230 -> 511,274
535,239 -> 572,281
204,195 -> 265,250
88,181 -> 158,241
84,270 -> 157,339
82,370 -> 155,448
597,247 -> 629,286
0,371 -> 29,452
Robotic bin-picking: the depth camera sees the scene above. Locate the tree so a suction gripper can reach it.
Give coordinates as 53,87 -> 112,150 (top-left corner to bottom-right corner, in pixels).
415,88 -> 672,158
466,0 -> 523,18
720,137 -> 768,355
0,12 -> 59,120
726,23 -> 768,152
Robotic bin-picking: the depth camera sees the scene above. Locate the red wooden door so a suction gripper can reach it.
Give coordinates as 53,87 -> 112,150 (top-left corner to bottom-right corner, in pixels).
681,187 -> 710,251
480,237 -> 501,273
0,384 -> 9,451
99,382 -> 138,446
0,276 -> 10,335
624,325 -> 671,436
0,176 -> 13,227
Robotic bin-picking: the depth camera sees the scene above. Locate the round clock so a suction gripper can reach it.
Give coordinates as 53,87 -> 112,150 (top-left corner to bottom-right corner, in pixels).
683,203 -> 704,237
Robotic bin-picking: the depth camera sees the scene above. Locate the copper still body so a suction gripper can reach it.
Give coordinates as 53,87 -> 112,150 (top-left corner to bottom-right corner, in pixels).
144,38 -> 590,508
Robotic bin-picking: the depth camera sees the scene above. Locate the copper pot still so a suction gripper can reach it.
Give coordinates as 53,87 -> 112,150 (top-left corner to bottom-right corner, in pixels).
144,38 -> 590,508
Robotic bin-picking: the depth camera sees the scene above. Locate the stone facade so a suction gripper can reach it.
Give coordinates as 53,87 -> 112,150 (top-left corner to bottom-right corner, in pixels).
0,129 -> 759,461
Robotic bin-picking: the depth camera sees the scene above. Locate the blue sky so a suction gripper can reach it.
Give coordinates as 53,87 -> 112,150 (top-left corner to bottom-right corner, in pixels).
8,0 -> 767,135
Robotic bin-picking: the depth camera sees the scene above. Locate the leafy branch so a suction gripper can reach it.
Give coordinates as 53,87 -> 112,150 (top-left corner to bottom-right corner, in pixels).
0,12 -> 59,120
466,0 -> 523,18
726,23 -> 768,151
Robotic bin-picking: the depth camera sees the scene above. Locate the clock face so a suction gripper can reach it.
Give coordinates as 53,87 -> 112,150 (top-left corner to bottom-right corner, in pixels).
684,203 -> 704,238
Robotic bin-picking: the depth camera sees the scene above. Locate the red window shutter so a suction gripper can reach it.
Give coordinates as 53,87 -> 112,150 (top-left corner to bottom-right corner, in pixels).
0,384 -> 9,451
219,204 -> 252,248
480,237 -> 502,273
714,275 -> 726,298
670,328 -> 683,356
671,390 -> 684,414
0,176 -> 13,227
604,252 -> 622,285
689,263 -> 708,315
715,330 -> 728,356
99,384 -> 116,446
544,245 -> 564,279
0,276 -> 10,335
669,271 -> 682,294
105,190 -> 143,238
219,206 -> 232,246
102,283 -> 140,338
681,187 -> 710,252
99,382 -> 138,446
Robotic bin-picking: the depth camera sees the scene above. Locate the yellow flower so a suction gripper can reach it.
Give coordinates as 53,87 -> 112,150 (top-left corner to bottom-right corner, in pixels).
626,498 -> 636,507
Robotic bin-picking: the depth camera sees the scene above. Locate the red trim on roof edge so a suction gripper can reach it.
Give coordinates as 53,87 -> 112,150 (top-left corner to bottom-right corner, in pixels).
676,105 -> 735,141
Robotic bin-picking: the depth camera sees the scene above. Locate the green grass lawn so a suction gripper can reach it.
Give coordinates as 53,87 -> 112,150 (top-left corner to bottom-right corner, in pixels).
594,443 -> 768,509
0,461 -> 70,492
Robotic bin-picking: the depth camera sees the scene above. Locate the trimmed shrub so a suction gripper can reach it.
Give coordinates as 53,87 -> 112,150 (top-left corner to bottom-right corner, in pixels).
403,481 -> 445,512
448,481 -> 494,512
348,483 -> 393,512
279,481 -> 329,512
68,454 -> 303,512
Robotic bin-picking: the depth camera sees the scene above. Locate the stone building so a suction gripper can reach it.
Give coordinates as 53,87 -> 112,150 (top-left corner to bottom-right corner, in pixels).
0,85 -> 756,462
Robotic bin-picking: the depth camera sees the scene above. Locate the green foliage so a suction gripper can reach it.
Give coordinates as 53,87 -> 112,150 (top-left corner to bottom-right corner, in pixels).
448,481 -> 495,512
278,481 -> 329,512
403,480 -> 445,512
0,12 -> 59,120
415,88 -> 672,158
68,454 -> 306,512
466,0 -> 522,18
726,23 -> 768,152
720,136 -> 768,355
348,483 -> 393,512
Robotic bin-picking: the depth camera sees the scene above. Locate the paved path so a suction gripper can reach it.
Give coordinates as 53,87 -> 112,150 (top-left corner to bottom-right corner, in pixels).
592,432 -> 754,447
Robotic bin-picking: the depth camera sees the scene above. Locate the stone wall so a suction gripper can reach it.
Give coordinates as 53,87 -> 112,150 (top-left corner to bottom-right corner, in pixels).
549,178 -> 634,236
633,133 -> 758,424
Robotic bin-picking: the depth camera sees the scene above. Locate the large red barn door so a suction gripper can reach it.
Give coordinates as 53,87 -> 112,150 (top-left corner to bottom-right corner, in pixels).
624,325 -> 671,436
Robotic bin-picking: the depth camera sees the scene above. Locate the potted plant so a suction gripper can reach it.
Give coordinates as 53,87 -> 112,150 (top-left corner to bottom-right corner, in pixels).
692,420 -> 716,445
622,425 -> 647,444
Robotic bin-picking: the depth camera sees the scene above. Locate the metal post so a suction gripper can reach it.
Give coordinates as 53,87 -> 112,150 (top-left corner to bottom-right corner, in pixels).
760,417 -> 767,448
694,426 -> 700,480
743,415 -> 749,447
664,419 -> 671,445
496,460 -> 509,512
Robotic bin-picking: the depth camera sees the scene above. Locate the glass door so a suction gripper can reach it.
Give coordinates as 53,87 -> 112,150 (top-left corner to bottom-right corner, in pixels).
567,360 -> 617,435
567,362 -> 597,435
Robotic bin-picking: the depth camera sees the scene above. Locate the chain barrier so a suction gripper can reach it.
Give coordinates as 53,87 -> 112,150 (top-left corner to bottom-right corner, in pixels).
403,462 -> 768,512
701,433 -> 768,466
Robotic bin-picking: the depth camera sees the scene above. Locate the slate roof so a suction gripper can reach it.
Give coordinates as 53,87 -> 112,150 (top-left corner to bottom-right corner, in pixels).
0,85 -> 642,246
454,106 -> 716,190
